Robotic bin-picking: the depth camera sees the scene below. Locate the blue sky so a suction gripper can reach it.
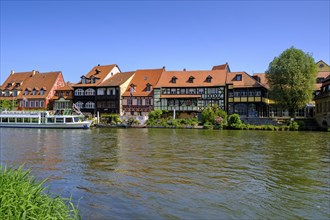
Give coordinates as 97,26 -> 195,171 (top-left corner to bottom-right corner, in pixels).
1,0 -> 329,83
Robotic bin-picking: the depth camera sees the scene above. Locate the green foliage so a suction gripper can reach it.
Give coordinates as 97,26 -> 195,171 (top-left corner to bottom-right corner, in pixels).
227,114 -> 243,129
289,121 -> 299,131
0,164 -> 80,219
0,100 -> 17,111
201,104 -> 227,127
148,110 -> 163,121
101,114 -> 121,124
266,47 -> 317,118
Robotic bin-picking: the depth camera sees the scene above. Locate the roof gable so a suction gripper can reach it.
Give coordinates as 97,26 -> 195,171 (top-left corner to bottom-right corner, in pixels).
122,68 -> 164,97
155,69 -> 227,88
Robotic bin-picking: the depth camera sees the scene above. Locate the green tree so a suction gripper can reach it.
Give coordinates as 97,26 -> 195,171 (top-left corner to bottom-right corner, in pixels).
266,47 -> 317,118
201,104 -> 227,125
0,100 -> 17,111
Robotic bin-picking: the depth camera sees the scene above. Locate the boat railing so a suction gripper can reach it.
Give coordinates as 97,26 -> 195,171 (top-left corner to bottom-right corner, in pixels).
0,111 -> 45,116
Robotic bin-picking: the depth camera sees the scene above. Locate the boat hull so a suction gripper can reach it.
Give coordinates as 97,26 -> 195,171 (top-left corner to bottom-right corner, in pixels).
0,122 -> 92,129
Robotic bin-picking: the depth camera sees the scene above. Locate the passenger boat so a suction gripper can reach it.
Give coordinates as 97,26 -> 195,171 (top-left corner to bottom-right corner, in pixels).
0,110 -> 92,129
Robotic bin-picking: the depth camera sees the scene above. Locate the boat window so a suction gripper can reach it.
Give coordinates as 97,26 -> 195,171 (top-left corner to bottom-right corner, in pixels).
74,117 -> 81,122
47,118 -> 54,123
1,118 -> 8,122
56,118 -> 64,123
66,118 -> 73,123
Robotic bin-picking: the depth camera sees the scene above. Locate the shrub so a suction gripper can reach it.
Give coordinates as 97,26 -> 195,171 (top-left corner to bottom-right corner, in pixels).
228,114 -> 244,129
0,164 -> 80,219
289,121 -> 299,131
203,121 -> 214,129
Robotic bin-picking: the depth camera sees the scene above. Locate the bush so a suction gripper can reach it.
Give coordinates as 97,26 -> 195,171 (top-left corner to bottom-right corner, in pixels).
0,164 -> 80,219
228,114 -> 243,129
289,121 -> 299,131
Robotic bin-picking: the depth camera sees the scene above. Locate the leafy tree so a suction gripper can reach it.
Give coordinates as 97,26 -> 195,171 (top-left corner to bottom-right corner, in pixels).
228,114 -> 243,129
266,47 -> 317,118
148,110 -> 163,121
0,100 -> 17,111
201,104 -> 227,125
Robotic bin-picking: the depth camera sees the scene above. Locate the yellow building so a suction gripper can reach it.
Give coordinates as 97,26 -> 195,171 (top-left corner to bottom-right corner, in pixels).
314,74 -> 330,129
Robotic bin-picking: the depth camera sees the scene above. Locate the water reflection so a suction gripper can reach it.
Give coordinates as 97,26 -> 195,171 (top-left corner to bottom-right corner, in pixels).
0,128 -> 329,219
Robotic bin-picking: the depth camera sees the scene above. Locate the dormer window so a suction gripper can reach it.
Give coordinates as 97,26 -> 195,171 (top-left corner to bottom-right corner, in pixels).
171,76 -> 177,83
317,77 -> 324,84
15,83 -> 21,87
146,83 -> 151,92
40,88 -> 45,95
32,89 -> 37,95
188,76 -> 195,83
24,88 -> 31,96
95,68 -> 101,74
206,75 -> 213,83
81,76 -> 87,84
91,76 -> 97,84
235,74 -> 242,81
6,83 -> 12,88
130,84 -> 136,95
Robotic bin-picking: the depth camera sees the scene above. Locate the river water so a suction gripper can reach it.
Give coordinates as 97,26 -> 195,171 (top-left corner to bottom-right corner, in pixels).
0,128 -> 329,219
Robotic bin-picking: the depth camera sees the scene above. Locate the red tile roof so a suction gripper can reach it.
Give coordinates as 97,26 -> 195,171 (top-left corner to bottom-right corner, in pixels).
0,71 -> 34,91
316,71 -> 330,90
253,73 -> 269,89
122,68 -> 164,97
73,64 -> 119,87
98,71 -> 135,87
227,72 -> 265,88
17,71 -> 63,99
155,70 -> 227,88
212,63 -> 231,72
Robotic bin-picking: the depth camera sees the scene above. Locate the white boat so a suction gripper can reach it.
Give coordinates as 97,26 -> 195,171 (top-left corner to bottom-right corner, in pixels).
0,110 -> 92,129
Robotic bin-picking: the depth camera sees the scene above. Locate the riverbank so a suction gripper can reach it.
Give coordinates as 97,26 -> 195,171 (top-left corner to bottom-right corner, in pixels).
0,164 -> 80,219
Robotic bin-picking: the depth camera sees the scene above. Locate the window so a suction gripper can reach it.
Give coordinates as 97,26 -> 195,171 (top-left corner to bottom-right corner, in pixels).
5,90 -> 10,96
81,77 -> 87,84
85,88 -> 95,96
30,101 -> 35,108
137,99 -> 142,106
97,88 -> 105,95
12,90 -> 18,97
235,74 -> 242,81
127,99 -> 132,106
206,75 -> 213,83
249,90 -> 255,96
40,89 -> 45,95
255,91 -> 261,96
35,101 -> 39,108
207,88 -> 216,94
188,88 -> 196,94
75,89 -> 84,96
188,76 -> 195,83
170,88 -> 176,94
85,101 -> 95,109
0,90 -> 2,97
317,77 -> 324,84
32,89 -> 37,95
40,101 -> 44,107
145,99 -> 150,105
146,83 -> 151,92
75,101 -> 83,109
171,76 -> 177,83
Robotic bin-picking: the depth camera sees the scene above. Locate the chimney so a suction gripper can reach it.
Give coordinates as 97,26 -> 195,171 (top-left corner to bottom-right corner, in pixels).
162,66 -> 166,70
98,64 -> 100,66
10,70 -> 15,75
32,70 -> 36,76
183,68 -> 186,71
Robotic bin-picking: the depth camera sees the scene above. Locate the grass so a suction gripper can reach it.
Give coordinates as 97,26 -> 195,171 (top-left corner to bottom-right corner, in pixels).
0,164 -> 80,220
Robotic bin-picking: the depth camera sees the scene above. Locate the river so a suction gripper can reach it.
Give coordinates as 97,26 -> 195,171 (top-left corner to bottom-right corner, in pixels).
0,128 -> 329,219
